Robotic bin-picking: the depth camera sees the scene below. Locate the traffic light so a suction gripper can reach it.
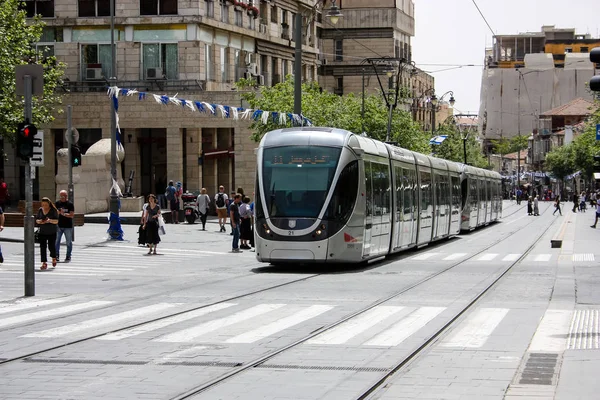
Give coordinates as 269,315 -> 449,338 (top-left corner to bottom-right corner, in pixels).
594,155 -> 600,172
16,122 -> 36,161
71,145 -> 82,167
590,48 -> 600,92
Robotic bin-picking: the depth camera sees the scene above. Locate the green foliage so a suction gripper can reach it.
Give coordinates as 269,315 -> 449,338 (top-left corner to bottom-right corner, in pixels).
0,0 -> 65,140
491,138 -> 511,156
433,122 -> 489,168
510,135 -> 529,152
236,77 -> 430,153
544,144 -> 575,179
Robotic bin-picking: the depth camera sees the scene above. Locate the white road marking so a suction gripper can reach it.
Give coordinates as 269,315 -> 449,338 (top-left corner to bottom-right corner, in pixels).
97,303 -> 237,341
502,254 -> 521,262
529,309 -> 572,352
534,254 -> 552,262
567,309 -> 599,350
411,253 -> 441,261
0,298 -> 69,315
365,307 -> 445,346
155,304 -> 286,343
307,306 -> 404,345
100,244 -> 228,255
0,271 -> 106,277
572,254 -> 595,262
477,253 -> 498,261
0,301 -> 112,329
227,305 -> 333,344
441,308 -> 509,348
443,253 -> 467,261
22,303 -> 177,338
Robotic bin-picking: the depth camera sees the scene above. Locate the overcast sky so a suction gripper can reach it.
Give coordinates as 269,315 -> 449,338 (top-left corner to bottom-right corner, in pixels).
411,0 -> 599,115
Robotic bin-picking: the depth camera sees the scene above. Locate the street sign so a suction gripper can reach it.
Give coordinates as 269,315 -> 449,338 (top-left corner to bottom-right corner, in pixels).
596,124 -> 600,141
30,129 -> 44,167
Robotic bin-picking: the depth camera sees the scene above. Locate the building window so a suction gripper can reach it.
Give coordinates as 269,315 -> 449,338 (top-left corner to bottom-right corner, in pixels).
282,9 -> 288,25
78,0 -> 110,17
142,43 -> 178,79
234,9 -> 243,26
140,0 -> 177,16
220,47 -> 229,82
22,0 -> 54,18
335,39 -> 343,61
220,0 -> 229,23
581,47 -> 589,53
270,4 -> 277,23
335,77 -> 343,95
249,14 -> 255,30
565,47 -> 572,53
81,44 -> 113,79
282,60 -> 288,77
205,44 -> 214,81
205,0 -> 214,18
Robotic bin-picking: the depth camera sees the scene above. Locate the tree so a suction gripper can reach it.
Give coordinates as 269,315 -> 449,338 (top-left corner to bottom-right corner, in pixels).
509,135 -> 529,154
0,0 -> 65,140
236,77 -> 431,153
432,121 -> 489,168
544,144 -> 575,181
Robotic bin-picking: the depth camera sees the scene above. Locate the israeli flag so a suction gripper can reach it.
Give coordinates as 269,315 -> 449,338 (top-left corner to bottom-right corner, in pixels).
429,135 -> 448,145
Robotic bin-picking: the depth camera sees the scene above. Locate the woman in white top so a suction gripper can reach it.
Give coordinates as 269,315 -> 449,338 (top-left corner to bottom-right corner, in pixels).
196,188 -> 211,230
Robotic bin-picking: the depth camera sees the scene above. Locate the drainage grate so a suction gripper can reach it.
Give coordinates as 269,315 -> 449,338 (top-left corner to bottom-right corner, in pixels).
567,310 -> 599,350
572,254 -> 595,262
24,358 -> 147,365
518,353 -> 558,385
159,361 -> 242,367
257,364 -> 389,372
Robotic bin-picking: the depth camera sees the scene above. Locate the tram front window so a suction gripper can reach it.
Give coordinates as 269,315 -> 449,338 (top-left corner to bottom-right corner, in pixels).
262,146 -> 341,218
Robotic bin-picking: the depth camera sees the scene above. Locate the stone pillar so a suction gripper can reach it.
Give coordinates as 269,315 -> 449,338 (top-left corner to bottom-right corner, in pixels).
166,127 -> 183,182
38,129 -> 57,200
186,128 -> 201,191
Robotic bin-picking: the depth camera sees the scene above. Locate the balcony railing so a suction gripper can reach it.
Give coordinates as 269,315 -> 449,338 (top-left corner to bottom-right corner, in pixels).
58,79 -> 207,93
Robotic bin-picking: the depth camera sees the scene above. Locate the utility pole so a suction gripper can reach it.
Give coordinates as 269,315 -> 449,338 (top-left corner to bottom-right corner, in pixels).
23,76 -> 35,296
517,72 -> 521,191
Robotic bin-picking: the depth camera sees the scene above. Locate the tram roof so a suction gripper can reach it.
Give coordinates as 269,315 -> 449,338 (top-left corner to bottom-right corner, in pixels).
260,127 -> 352,148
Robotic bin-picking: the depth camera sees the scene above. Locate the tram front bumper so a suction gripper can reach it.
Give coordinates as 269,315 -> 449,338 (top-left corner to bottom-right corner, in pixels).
255,238 -> 329,263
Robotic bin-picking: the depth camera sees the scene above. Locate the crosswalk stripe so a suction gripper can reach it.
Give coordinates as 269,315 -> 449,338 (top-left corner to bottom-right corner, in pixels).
100,244 -> 228,255
97,303 -> 237,341
440,308 -> 509,348
0,298 -> 69,315
0,301 -> 112,329
21,303 -> 177,338
411,253 -> 440,261
443,253 -> 467,261
365,307 -> 445,346
307,306 -> 404,345
502,254 -> 521,262
533,254 -> 552,262
48,267 -> 136,272
528,309 -> 572,352
477,253 -> 498,261
1,270 -> 107,277
226,305 -> 333,344
572,254 -> 595,262
155,304 -> 286,343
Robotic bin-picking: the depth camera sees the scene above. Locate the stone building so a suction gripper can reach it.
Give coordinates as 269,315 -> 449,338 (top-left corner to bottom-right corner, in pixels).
4,0 -> 430,209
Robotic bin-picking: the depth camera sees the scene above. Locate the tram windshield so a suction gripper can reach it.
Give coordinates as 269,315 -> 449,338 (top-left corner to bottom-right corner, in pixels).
262,146 -> 342,218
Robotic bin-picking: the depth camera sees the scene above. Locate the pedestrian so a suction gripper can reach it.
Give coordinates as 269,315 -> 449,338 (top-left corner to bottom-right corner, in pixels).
229,193 -> 242,253
572,192 -> 579,213
165,180 -> 178,224
516,188 -> 522,205
55,189 -> 75,262
590,192 -> 597,209
175,181 -> 183,223
239,196 -> 252,250
533,195 -> 539,216
0,177 -> 9,211
228,191 -> 236,235
142,194 -> 161,254
215,185 -> 229,232
138,201 -> 148,246
527,196 -> 533,216
36,197 -> 59,270
553,196 -> 562,216
0,205 -> 4,263
196,187 -> 211,231
580,192 -> 587,212
591,204 -> 600,228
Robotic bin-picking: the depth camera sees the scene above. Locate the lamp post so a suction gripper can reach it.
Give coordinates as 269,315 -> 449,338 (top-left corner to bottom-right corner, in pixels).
429,90 -> 455,134
294,0 -> 342,118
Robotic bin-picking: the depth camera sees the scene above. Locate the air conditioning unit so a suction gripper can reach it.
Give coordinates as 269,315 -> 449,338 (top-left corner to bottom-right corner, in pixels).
256,75 -> 265,85
246,62 -> 258,75
244,72 -> 253,80
146,67 -> 163,80
85,68 -> 103,80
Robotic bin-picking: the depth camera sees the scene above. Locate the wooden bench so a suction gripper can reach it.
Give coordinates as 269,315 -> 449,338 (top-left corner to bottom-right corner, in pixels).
4,211 -> 84,227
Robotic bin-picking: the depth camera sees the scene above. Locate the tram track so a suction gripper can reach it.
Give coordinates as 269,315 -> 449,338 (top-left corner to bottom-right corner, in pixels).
0,202 -> 551,400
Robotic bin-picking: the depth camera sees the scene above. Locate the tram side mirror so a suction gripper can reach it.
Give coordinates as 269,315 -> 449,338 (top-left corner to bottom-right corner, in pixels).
351,147 -> 365,157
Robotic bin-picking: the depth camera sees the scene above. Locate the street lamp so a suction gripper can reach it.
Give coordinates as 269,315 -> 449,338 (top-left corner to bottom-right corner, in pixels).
108,0 -> 120,239
294,0 -> 342,119
428,90 -> 455,134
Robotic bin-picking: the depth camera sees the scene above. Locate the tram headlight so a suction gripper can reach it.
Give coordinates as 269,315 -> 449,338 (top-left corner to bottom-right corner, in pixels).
262,223 -> 271,234
315,229 -> 322,235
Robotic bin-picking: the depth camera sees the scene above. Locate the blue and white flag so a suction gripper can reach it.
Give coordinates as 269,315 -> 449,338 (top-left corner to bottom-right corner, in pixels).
429,135 -> 448,145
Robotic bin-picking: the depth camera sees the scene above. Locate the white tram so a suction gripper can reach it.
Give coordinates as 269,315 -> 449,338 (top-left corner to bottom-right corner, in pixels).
254,127 -> 502,264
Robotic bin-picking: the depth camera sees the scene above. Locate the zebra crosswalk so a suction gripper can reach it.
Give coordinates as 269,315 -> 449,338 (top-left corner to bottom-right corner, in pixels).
0,297 -> 590,353
0,244 -> 226,278
408,252 -> 597,263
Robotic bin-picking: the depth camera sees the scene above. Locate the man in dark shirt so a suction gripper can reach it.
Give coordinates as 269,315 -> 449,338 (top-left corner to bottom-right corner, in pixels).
229,194 -> 242,253
55,190 -> 75,262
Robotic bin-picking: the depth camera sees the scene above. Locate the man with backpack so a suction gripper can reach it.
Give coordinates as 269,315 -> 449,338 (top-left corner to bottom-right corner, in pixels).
165,180 -> 178,224
215,185 -> 229,232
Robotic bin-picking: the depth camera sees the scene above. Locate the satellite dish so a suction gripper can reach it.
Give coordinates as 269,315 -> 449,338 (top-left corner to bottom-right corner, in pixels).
64,127 -> 80,145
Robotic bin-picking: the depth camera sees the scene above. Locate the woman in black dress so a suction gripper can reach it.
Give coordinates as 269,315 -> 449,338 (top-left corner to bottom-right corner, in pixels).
527,196 -> 533,216
36,197 -> 59,270
142,194 -> 161,254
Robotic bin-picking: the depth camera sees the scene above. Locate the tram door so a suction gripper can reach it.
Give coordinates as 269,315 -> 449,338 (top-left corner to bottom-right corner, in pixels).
417,169 -> 433,245
363,162 -> 373,257
394,166 -> 415,249
363,160 -> 391,256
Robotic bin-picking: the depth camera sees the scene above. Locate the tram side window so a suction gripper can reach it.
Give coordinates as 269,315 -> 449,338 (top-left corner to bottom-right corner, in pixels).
409,169 -> 417,216
372,162 -> 390,217
402,168 -> 411,216
451,176 -> 460,212
365,161 -> 373,217
420,171 -> 432,212
395,166 -> 404,218
470,179 -> 478,209
325,161 -> 358,222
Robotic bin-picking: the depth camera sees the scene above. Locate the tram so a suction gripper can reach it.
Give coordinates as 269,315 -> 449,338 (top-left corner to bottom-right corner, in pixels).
254,127 -> 502,264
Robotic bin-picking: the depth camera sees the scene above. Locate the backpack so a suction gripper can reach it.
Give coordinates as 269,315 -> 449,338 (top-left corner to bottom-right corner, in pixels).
165,187 -> 174,201
216,193 -> 225,208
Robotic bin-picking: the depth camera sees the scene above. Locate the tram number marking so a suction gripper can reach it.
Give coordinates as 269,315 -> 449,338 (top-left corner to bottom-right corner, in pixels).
288,230 -> 294,236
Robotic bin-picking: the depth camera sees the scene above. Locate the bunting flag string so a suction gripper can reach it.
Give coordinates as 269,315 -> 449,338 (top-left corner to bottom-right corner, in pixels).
107,86 -> 312,127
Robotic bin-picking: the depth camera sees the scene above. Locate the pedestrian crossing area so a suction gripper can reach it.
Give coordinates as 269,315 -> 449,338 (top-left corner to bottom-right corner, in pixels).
0,244 -> 226,278
409,252 -> 596,263
0,297 -> 592,352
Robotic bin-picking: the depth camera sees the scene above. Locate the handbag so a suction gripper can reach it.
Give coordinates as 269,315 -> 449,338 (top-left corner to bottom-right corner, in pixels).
34,227 -> 40,243
158,215 -> 166,235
